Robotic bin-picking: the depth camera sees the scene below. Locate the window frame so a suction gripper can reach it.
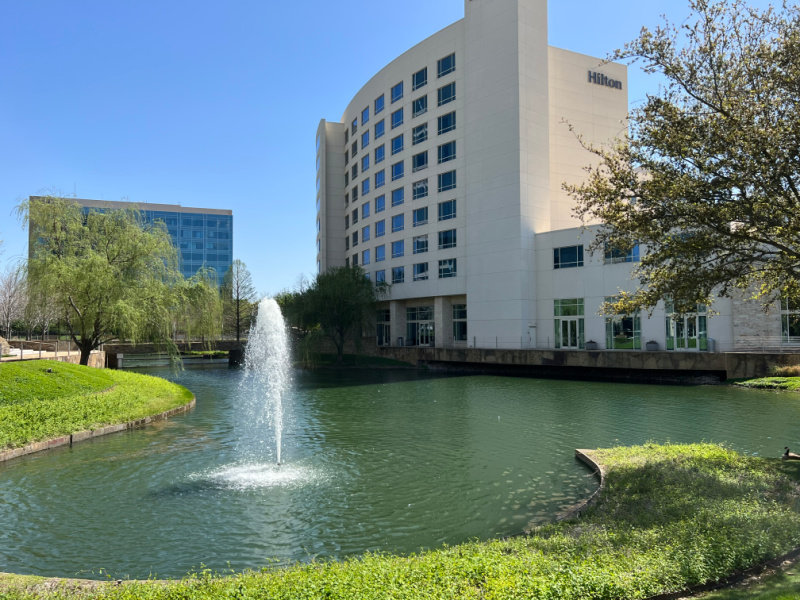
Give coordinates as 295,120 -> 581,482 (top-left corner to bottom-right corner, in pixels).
437,82 -> 456,107
437,199 -> 456,221
438,258 -> 457,279
437,53 -> 456,78
412,67 -> 428,91
391,81 -> 404,103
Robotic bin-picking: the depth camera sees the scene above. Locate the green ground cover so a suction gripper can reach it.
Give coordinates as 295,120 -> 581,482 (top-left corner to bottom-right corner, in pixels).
0,361 -> 193,450
2,443 -> 800,599
693,567 -> 800,599
734,378 -> 800,392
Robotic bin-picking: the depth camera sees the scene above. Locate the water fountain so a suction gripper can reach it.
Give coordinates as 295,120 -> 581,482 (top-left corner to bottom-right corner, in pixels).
242,297 -> 291,465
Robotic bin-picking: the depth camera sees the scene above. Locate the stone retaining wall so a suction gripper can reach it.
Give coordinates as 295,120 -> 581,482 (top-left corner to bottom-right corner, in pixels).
0,398 -> 196,463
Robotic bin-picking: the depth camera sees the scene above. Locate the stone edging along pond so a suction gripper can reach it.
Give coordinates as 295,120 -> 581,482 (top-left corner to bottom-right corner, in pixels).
0,398 -> 196,464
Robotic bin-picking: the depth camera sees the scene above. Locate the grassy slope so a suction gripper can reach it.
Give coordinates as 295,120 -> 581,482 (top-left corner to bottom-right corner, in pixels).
3,443 -> 800,599
735,377 -> 800,392
0,361 -> 193,450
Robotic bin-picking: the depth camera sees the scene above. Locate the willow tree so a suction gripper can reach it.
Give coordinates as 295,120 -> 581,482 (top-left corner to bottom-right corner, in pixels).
176,267 -> 223,348
279,266 -> 388,363
569,0 -> 800,314
21,197 -> 184,365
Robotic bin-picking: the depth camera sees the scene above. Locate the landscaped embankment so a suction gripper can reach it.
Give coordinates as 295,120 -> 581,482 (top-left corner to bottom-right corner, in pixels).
2,443 -> 800,599
0,361 -> 194,455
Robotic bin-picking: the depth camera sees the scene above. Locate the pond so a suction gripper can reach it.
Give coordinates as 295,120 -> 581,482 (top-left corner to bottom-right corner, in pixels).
1,366 -> 798,579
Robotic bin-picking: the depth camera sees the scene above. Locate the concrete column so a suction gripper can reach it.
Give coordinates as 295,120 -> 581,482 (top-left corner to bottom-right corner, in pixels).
435,296 -> 454,348
389,300 -> 407,347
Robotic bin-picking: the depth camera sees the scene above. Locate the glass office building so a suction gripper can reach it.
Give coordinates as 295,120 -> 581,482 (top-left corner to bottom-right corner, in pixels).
33,198 -> 234,283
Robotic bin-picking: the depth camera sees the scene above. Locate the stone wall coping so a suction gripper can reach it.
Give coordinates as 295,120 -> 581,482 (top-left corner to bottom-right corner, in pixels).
0,398 -> 196,463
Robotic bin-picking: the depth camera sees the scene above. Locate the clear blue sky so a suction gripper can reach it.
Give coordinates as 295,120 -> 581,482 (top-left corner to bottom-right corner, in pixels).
0,0 -> 770,295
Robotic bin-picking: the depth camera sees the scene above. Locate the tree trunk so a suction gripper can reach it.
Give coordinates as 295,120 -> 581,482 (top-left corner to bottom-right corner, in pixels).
79,344 -> 93,366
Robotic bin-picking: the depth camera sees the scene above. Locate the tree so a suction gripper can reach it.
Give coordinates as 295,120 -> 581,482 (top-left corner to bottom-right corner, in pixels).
568,0 -> 800,315
221,259 -> 257,342
21,197 -> 184,365
0,264 -> 26,338
175,267 -> 224,348
278,266 -> 388,364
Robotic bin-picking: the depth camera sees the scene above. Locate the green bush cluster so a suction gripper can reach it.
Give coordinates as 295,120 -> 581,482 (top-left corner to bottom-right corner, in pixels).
4,443 -> 800,599
0,362 -> 193,450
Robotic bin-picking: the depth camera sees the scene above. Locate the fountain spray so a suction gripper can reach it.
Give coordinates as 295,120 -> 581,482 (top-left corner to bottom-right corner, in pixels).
243,298 -> 291,464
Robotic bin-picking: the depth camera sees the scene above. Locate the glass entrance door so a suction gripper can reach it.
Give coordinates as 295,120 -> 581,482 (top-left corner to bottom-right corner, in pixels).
560,318 -> 580,349
377,323 -> 390,347
667,315 -> 708,351
417,322 -> 435,347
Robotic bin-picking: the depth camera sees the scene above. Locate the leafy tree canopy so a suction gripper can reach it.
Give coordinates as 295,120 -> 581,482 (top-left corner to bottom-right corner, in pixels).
21,197 -> 187,364
277,266 -> 388,363
569,0 -> 800,314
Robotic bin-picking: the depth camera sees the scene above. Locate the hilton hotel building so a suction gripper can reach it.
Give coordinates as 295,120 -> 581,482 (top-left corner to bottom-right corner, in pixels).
315,0 -> 800,353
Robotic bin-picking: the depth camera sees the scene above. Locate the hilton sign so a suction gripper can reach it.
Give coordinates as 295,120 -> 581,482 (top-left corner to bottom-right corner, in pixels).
588,71 -> 623,90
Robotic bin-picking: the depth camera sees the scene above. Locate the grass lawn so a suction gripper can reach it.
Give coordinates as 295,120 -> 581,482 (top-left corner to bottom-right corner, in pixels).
734,377 -> 800,392
2,443 -> 800,599
0,361 -> 193,450
691,568 -> 800,599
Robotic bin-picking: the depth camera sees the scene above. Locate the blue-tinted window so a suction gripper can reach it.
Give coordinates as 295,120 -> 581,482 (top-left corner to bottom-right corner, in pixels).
413,234 -> 428,254
438,229 -> 457,249
375,94 -> 385,114
392,161 -> 404,181
438,53 -> 455,78
352,232 -> 358,247
362,155 -> 369,172
362,203 -> 370,220
362,179 -> 370,196
375,145 -> 385,164
376,245 -> 385,262
391,108 -> 404,129
604,243 -> 640,264
412,67 -> 427,91
438,258 -> 457,278
554,245 -> 584,269
413,207 -> 428,227
352,208 -> 358,224
392,187 -> 404,206
412,151 -> 428,172
362,225 -> 370,242
392,239 -> 404,257
391,135 -> 404,155
352,253 -> 358,266
392,266 -> 405,284
413,262 -> 429,281
352,118 -> 358,134
352,164 -> 358,179
375,195 -> 385,213
362,131 -> 369,148
376,219 -> 386,237
413,179 -> 428,200
352,141 -> 358,156
376,269 -> 386,283
438,199 -> 456,221
412,96 -> 427,118
412,123 -> 427,145
437,82 -> 456,106
362,107 -> 369,125
375,120 -> 385,139
391,82 -> 403,103
375,170 -> 385,189
438,141 -> 456,164
392,214 -> 404,233
438,170 -> 456,192
363,249 -> 370,266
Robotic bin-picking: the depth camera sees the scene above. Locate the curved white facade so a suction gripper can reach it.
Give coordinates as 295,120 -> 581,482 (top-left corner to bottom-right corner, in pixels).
315,0 -> 795,353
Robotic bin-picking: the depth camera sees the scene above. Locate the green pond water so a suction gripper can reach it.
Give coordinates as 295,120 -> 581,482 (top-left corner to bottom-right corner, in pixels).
1,366 -> 798,580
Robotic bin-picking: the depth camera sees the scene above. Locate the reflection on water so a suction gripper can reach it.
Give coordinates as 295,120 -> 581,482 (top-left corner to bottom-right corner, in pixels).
0,365 -> 799,579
